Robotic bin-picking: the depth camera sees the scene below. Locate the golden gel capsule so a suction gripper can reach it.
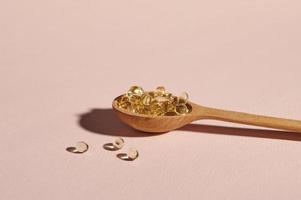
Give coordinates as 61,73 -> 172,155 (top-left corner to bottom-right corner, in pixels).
128,148 -> 139,160
175,104 -> 189,115
179,92 -> 189,104
127,86 -> 144,98
142,94 -> 152,106
76,142 -> 89,153
155,86 -> 166,96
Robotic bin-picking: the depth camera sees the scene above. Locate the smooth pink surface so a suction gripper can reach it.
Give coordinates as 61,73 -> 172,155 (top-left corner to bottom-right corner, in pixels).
1,0 -> 301,199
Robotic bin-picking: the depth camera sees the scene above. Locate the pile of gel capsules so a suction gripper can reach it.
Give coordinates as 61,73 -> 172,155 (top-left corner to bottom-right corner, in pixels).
115,86 -> 192,116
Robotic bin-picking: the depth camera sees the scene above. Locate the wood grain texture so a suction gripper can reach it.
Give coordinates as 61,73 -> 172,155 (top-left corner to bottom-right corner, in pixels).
200,107 -> 301,132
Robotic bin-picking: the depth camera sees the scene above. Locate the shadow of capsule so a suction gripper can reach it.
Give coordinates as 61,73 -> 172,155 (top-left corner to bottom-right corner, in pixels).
66,147 -> 80,153
103,143 -> 119,151
116,153 -> 138,161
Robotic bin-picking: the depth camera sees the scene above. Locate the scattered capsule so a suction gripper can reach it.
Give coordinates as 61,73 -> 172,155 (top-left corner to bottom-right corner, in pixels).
76,141 -> 89,153
113,137 -> 124,149
128,148 -> 139,160
66,141 -> 89,154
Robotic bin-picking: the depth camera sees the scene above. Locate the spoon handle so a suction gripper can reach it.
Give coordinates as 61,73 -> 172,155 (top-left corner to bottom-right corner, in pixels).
200,107 -> 301,132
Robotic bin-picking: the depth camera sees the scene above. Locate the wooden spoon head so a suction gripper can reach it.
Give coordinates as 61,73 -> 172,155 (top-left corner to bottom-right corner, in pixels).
112,95 -> 202,133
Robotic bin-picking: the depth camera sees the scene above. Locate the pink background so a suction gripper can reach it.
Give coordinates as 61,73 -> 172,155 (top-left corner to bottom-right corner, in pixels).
1,0 -> 301,199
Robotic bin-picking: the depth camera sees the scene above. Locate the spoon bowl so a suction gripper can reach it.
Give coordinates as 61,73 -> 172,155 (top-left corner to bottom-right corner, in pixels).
112,95 -> 203,132
112,95 -> 301,133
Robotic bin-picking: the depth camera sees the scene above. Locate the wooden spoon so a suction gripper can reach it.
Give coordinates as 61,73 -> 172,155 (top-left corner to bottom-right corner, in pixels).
112,95 -> 301,133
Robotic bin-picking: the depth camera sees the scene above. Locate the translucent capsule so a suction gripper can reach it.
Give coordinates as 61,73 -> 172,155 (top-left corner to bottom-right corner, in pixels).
175,104 -> 189,115
142,94 -> 152,106
128,148 -> 139,160
178,92 -> 189,104
65,141 -> 88,153
155,86 -> 166,96
180,92 -> 189,100
117,148 -> 139,161
126,86 -> 144,98
113,137 -> 124,149
76,142 -> 89,153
